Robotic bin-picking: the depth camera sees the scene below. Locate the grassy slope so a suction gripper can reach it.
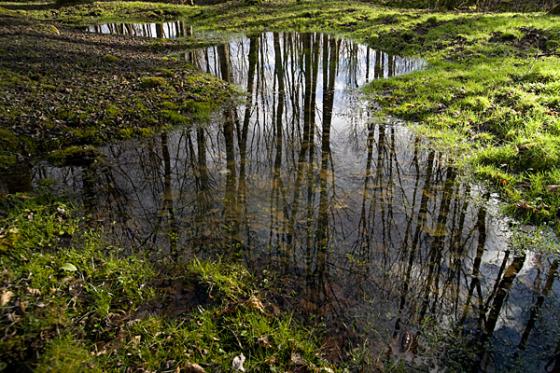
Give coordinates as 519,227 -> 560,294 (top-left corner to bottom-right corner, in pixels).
4,0 -> 557,229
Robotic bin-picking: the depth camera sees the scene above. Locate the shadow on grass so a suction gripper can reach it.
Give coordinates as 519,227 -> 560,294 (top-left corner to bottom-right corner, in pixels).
1,1 -> 57,11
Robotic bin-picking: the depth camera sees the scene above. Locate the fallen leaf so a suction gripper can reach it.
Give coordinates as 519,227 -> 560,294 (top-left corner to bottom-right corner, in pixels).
131,335 -> 141,346
232,353 -> 246,372
516,201 -> 533,210
257,335 -> 271,348
247,295 -> 265,313
27,287 -> 41,296
48,25 -> 60,35
1,290 -> 14,306
183,363 -> 206,373
7,312 -> 20,322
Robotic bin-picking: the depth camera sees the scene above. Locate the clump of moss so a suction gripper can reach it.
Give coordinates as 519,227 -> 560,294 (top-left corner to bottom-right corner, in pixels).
47,145 -> 100,167
155,67 -> 175,77
183,100 -> 214,122
0,129 -> 20,169
0,154 -> 17,169
36,335 -> 99,373
188,258 -> 250,301
103,103 -> 121,120
102,54 -> 119,63
139,76 -> 169,89
55,0 -> 94,6
160,109 -> 190,125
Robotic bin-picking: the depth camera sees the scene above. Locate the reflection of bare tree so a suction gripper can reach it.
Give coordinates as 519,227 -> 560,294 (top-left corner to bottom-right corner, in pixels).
548,338 -> 560,372
88,21 -> 195,39
393,150 -> 435,340
160,133 -> 178,257
516,259 -> 559,352
476,253 -> 526,369
309,35 -> 339,306
28,30 -> 560,370
418,167 -> 457,321
460,204 -> 488,326
217,44 -> 240,249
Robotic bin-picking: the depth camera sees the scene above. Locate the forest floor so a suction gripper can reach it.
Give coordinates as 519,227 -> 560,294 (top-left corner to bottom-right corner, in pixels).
1,0 -> 560,371
0,13 -> 235,169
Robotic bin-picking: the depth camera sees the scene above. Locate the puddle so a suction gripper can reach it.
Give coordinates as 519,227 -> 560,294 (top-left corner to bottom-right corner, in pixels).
85,20 -> 195,39
4,29 -> 560,371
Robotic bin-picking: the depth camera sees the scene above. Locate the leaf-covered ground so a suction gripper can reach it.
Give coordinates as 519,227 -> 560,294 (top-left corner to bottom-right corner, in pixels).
0,13 -> 234,170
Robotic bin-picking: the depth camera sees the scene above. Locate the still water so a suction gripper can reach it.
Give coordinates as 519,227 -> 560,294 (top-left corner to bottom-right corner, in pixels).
8,25 -> 560,371
86,21 -> 195,39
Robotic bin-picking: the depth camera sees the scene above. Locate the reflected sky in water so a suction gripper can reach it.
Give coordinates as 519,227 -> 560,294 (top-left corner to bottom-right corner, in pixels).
4,28 -> 560,371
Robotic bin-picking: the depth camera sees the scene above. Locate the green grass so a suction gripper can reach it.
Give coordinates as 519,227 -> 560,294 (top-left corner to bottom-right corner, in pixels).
363,24 -> 560,227
0,195 -> 332,371
0,195 -> 153,366
0,1 -> 199,25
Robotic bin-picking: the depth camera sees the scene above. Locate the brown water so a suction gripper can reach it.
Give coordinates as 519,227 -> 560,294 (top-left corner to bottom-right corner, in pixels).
6,26 -> 560,371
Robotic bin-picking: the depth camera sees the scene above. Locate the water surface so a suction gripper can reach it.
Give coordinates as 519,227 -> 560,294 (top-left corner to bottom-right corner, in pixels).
5,28 -> 560,371
86,20 -> 195,39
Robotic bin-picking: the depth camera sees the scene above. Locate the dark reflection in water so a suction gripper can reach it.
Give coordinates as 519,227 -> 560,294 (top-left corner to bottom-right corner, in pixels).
5,31 -> 560,371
